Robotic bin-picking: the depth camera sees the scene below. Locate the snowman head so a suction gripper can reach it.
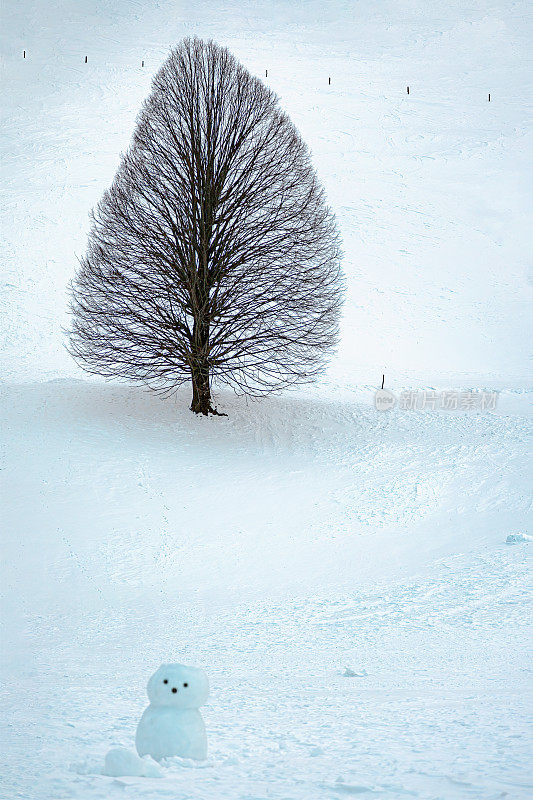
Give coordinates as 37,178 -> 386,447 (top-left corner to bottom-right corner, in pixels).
146,663 -> 209,709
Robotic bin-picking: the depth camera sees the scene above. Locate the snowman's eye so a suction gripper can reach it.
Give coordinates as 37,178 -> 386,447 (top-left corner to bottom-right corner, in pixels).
163,679 -> 168,684
183,683 -> 188,688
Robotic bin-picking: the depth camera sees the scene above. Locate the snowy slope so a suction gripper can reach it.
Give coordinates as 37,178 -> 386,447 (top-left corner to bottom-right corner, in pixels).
1,381 -> 532,799
1,1 -> 533,799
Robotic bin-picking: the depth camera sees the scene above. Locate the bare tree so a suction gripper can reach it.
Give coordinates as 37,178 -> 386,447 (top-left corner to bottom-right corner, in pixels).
69,37 -> 343,415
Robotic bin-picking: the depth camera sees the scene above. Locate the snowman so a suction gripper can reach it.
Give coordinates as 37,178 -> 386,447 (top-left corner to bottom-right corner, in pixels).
135,663 -> 209,762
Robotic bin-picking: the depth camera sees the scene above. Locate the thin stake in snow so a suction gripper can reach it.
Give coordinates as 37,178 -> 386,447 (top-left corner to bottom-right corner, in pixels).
488,93 -> 491,101
265,69 -> 268,77
407,86 -> 410,94
328,76 -> 331,85
381,374 -> 385,390
85,55 -> 87,63
142,60 -> 144,67
23,50 -> 26,58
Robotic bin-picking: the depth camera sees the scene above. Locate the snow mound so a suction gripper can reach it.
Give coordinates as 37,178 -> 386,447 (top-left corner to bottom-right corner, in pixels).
506,532 -> 532,545
342,667 -> 367,678
102,748 -> 162,778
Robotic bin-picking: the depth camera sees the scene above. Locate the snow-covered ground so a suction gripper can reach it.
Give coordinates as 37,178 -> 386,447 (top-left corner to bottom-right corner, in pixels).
2,382 -> 532,799
1,1 -> 532,799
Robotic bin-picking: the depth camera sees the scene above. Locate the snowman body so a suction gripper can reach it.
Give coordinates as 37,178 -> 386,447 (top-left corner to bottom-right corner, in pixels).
135,663 -> 209,762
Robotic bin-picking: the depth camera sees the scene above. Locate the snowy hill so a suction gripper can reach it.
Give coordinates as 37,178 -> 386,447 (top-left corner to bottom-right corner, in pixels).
1,1 -> 532,799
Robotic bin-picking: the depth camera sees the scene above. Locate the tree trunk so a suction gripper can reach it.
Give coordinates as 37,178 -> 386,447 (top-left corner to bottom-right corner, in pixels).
190,361 -> 211,415
190,315 -> 213,414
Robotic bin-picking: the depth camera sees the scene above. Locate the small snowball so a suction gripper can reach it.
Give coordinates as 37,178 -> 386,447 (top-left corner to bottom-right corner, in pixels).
102,747 -> 162,778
